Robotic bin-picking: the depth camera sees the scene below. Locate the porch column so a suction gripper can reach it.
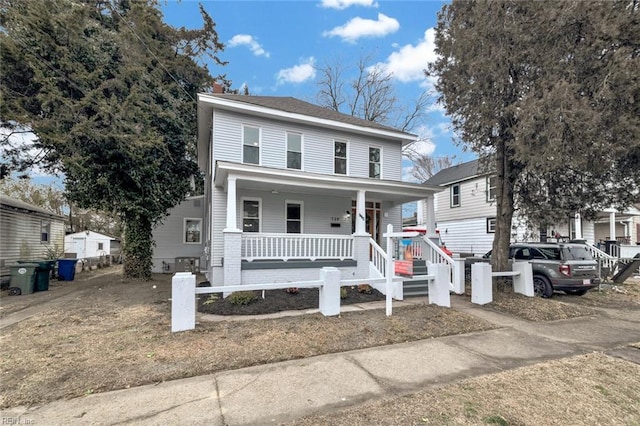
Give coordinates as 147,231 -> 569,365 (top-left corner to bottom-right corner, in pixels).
225,176 -> 239,231
355,190 -> 367,235
574,213 -> 582,240
426,195 -> 436,238
609,212 -> 616,240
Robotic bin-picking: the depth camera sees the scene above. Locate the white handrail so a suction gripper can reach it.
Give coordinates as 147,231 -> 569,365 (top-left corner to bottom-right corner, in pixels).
369,238 -> 387,278
241,233 -> 353,261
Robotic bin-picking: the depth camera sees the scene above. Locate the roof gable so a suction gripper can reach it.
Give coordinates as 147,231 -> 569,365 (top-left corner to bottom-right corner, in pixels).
425,159 -> 492,186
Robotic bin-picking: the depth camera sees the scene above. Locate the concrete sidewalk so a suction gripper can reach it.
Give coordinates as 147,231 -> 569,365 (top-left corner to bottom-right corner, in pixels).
3,298 -> 640,426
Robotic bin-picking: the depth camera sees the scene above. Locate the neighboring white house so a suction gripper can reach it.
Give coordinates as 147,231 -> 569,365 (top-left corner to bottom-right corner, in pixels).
418,159 -> 640,256
0,195 -> 66,281
190,92 -> 442,287
64,230 -> 116,259
151,195 -> 204,273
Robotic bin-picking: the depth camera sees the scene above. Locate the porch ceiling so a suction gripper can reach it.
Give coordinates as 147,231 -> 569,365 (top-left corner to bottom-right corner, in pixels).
214,161 -> 440,204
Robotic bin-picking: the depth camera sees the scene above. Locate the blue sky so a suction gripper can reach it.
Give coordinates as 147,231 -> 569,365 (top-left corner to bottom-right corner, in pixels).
161,0 -> 477,180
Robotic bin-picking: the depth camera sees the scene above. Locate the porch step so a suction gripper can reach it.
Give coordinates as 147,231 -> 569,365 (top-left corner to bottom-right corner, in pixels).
403,260 -> 429,297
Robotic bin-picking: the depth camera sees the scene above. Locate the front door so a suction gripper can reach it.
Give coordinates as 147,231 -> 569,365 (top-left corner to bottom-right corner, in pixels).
352,201 -> 382,244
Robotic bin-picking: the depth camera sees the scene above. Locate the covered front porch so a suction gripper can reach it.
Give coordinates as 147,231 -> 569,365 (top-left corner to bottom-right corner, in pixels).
210,161 -> 441,287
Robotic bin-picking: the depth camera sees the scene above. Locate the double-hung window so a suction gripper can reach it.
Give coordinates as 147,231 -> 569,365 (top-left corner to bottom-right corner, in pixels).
287,132 -> 302,170
486,176 -> 497,202
184,218 -> 202,243
243,125 -> 260,165
334,141 -> 347,175
369,147 -> 381,179
41,220 -> 50,243
286,201 -> 303,233
486,217 -> 496,233
242,199 -> 261,233
450,183 -> 460,207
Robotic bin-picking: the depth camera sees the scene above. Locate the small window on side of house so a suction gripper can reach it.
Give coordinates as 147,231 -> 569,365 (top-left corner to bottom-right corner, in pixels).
487,217 -> 496,233
98,242 -> 104,251
487,176 -> 497,202
41,220 -> 50,243
184,218 -> 202,244
450,184 -> 461,207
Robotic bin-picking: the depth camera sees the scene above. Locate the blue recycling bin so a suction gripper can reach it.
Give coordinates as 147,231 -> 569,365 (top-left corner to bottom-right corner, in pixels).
57,258 -> 79,281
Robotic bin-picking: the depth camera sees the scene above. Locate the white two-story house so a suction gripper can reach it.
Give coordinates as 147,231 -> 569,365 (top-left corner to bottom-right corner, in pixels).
195,92 -> 441,287
419,159 -> 640,258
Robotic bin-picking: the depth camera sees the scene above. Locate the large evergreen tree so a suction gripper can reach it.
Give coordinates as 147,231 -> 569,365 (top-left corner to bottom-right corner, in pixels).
0,0 -> 230,278
428,0 -> 639,272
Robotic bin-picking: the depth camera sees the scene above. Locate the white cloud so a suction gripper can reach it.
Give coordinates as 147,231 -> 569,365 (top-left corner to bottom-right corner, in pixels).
228,34 -> 270,58
276,57 -> 317,85
320,0 -> 378,10
322,13 -> 399,43
375,28 -> 439,86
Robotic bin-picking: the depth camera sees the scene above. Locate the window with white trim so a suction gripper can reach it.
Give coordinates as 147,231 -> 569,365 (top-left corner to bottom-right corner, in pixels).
286,201 -> 303,233
487,176 -> 497,202
242,125 -> 260,165
41,220 -> 50,243
184,218 -> 202,243
487,217 -> 496,233
450,184 -> 460,207
242,198 -> 261,233
334,140 -> 347,175
369,147 -> 381,179
286,132 -> 302,170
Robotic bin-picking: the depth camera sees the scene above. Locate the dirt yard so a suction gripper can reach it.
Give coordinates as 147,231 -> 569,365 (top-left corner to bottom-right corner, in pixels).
1,267 -> 638,422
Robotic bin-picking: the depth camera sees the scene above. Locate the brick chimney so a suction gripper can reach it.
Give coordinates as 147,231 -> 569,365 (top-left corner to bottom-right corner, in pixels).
212,81 -> 224,94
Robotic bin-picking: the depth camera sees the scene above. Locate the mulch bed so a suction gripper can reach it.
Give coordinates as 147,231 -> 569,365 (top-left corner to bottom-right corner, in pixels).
197,285 -> 386,315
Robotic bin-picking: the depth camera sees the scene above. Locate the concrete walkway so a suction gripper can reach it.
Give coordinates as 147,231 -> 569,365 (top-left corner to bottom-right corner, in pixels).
2,298 -> 640,425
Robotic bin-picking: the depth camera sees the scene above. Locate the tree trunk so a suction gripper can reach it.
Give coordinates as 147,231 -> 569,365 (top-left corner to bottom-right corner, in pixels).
122,213 -> 153,280
491,138 -> 515,291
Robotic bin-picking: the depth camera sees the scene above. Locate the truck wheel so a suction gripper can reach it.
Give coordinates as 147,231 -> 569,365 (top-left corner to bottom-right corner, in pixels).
533,276 -> 553,298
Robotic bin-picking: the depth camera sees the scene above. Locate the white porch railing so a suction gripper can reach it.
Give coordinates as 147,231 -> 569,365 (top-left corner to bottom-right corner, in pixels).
241,233 -> 354,261
369,238 -> 387,278
585,244 -> 618,277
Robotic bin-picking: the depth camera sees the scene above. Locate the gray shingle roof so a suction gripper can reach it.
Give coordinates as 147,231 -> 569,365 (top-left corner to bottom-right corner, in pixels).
425,159 -> 487,186
209,95 -> 414,136
0,195 -> 65,219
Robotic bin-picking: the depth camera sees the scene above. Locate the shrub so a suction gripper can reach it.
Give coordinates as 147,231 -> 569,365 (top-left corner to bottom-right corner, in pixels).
340,287 -> 348,299
228,291 -> 258,306
357,284 -> 372,294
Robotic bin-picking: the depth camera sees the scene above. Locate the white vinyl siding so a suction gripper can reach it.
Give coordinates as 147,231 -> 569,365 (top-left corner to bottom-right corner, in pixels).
210,109 -> 402,179
434,177 -> 498,223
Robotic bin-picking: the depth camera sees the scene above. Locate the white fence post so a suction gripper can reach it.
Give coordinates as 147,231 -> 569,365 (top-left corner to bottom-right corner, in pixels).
428,263 -> 451,307
385,224 -> 394,316
471,262 -> 492,305
513,261 -> 534,297
319,267 -> 341,316
171,272 -> 196,332
452,257 -> 465,294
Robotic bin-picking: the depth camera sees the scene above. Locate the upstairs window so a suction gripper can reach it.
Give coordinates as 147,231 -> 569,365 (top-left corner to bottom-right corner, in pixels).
286,201 -> 303,233
287,132 -> 302,169
369,147 -> 381,179
243,125 -> 260,165
242,199 -> 261,233
184,218 -> 202,243
450,183 -> 460,207
334,141 -> 347,175
487,176 -> 497,202
40,220 -> 50,243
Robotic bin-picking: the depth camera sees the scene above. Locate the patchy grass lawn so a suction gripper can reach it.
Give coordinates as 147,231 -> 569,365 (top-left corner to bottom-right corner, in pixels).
1,268 -> 638,421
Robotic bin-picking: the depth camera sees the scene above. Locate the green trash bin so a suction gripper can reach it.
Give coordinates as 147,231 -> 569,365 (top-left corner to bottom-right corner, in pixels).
17,260 -> 54,291
9,263 -> 38,295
